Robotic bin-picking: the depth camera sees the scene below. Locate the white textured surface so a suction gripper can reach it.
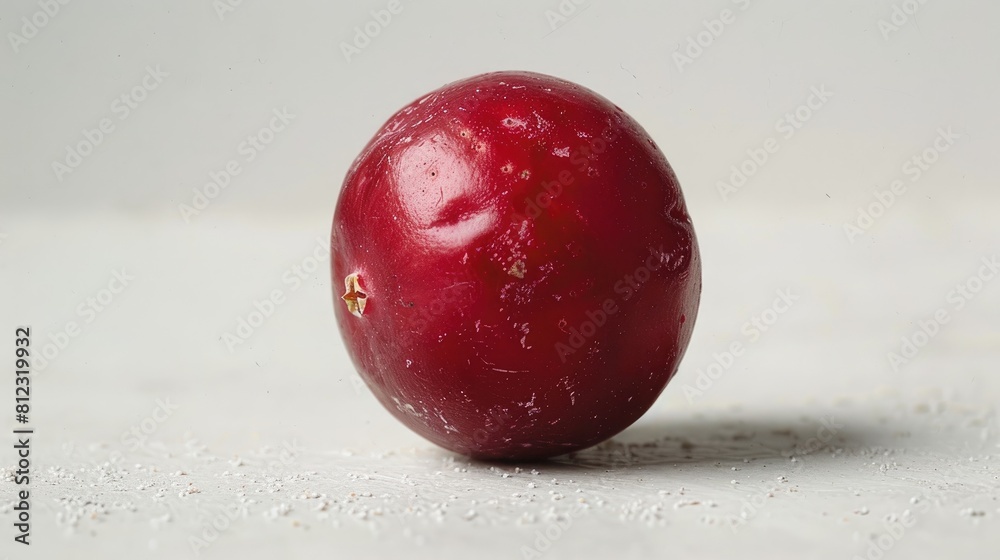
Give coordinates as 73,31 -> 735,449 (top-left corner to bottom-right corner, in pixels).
2,1 -> 1000,558
1,213 -> 998,559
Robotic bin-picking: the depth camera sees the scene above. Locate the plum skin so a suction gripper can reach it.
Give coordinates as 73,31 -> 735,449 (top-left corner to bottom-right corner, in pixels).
331,71 -> 701,460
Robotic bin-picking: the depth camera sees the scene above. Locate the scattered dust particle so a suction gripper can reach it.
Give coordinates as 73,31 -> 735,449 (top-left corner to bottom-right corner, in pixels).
674,500 -> 701,509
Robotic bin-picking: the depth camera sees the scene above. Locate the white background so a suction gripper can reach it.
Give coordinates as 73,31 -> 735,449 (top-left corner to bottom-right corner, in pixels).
1,1 -> 998,558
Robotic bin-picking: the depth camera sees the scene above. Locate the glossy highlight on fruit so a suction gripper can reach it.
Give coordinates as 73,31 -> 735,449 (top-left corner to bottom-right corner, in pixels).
331,71 -> 701,460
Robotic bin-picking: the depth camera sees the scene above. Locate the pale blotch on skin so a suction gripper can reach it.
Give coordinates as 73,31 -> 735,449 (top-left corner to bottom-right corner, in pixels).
508,260 -> 526,279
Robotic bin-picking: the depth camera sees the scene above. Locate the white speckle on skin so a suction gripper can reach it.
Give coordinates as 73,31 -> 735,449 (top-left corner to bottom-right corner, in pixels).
517,393 -> 537,408
490,367 -> 526,374
391,397 -> 424,418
